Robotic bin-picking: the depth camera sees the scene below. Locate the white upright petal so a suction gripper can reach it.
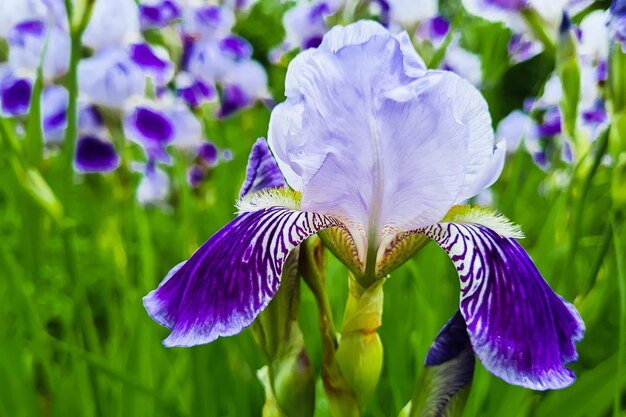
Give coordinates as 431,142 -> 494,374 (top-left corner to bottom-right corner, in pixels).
269,22 -> 498,253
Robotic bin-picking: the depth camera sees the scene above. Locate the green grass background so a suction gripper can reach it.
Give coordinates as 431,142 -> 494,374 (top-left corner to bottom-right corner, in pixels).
1,0 -> 625,416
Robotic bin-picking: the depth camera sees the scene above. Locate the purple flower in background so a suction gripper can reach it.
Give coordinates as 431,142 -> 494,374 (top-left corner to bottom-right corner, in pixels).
124,103 -> 175,162
538,106 -> 562,137
74,135 -> 120,173
0,72 -> 32,116
7,19 -> 70,79
41,85 -> 68,144
129,42 -> 175,87
182,4 -> 235,40
139,0 -> 181,29
416,16 -> 450,47
218,60 -> 269,117
78,49 -> 146,108
176,72 -> 216,108
144,21 -> 583,391
219,35 -> 253,60
273,1 -> 332,58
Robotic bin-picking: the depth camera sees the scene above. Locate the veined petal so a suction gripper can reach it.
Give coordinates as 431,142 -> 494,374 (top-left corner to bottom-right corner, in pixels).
239,138 -> 286,198
417,219 -> 584,390
143,207 -> 341,347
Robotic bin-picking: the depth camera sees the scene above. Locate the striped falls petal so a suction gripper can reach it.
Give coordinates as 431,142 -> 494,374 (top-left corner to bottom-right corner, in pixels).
144,206 -> 342,347
416,216 -> 584,390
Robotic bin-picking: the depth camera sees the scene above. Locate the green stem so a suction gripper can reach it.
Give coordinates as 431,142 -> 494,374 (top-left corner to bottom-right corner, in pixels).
611,213 -> 626,417
300,238 -> 359,417
562,129 -> 609,295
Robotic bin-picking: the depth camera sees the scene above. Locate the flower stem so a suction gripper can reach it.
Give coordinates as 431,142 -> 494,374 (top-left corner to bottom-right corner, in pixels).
300,237 -> 360,417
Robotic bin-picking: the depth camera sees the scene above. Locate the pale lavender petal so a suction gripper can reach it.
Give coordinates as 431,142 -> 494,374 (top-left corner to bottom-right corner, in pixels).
441,40 -> 483,87
239,138 -> 286,198
270,22 -> 496,251
83,0 -> 140,50
222,60 -> 269,100
143,207 -> 341,347
187,39 -> 234,83
124,104 -> 175,162
495,110 -> 536,153
136,163 -> 170,205
78,49 -> 145,109
78,104 -> 105,135
41,85 -> 68,144
74,135 -> 120,173
129,42 -> 174,87
386,0 -> 438,28
7,20 -> 46,71
139,0 -> 180,29
419,222 -> 584,390
0,75 -> 32,116
169,102 -> 204,149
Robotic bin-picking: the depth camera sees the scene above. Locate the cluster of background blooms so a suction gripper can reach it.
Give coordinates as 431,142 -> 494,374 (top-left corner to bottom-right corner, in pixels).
0,0 -> 270,204
3,0 -> 617,208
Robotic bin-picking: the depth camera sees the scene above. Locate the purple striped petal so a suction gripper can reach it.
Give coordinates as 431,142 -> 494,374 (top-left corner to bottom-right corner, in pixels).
143,207 -> 341,347
419,222 -> 584,390
1,75 -> 32,116
239,138 -> 286,198
74,135 -> 120,173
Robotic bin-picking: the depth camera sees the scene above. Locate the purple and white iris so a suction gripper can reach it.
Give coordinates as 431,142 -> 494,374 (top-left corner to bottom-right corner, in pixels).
144,21 -> 583,391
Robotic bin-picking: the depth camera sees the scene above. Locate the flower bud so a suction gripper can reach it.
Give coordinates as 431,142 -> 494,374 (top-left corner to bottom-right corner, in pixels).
335,276 -> 384,408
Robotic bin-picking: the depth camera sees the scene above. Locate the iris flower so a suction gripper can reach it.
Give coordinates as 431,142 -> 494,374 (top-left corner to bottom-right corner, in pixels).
144,21 -> 583,390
